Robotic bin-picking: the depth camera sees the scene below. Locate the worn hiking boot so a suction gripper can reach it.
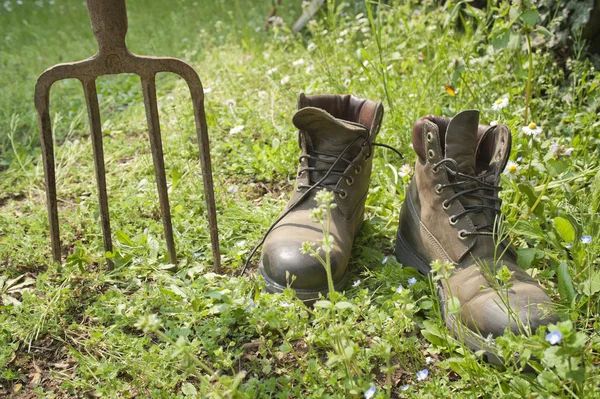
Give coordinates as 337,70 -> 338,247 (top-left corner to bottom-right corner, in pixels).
396,110 -> 557,359
259,93 -> 384,301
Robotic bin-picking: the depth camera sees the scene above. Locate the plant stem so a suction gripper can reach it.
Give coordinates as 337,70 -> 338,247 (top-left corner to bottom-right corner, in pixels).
524,33 -> 533,125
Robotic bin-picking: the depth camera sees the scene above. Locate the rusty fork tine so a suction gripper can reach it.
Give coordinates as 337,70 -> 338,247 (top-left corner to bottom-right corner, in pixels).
82,78 -> 114,269
141,75 -> 177,265
35,87 -> 61,263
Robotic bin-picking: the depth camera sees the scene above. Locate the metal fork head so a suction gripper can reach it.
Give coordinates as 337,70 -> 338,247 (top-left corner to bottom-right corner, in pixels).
34,0 -> 221,272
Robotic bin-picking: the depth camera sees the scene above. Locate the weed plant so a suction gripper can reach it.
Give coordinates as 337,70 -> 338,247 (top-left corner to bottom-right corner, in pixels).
1,0 -> 599,397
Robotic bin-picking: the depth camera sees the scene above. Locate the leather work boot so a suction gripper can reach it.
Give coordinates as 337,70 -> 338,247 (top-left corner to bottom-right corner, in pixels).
259,93 -> 384,301
396,110 -> 557,359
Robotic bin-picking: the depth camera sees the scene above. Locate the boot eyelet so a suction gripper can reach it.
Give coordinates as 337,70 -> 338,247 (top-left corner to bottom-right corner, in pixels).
354,166 -> 362,175
346,177 -> 354,186
435,184 -> 443,194
297,170 -> 306,177
339,190 -> 348,199
299,155 -> 307,163
426,132 -> 433,142
458,230 -> 468,240
449,215 -> 458,225
442,200 -> 450,210
428,149 -> 435,159
295,186 -> 303,192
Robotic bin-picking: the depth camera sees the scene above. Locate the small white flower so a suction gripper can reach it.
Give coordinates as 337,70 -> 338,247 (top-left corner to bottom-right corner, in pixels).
229,125 -> 244,135
491,98 -> 508,111
503,160 -> 519,180
490,120 -> 498,126
522,122 -> 543,136
549,142 -> 560,154
353,280 -> 361,287
425,356 -> 434,365
563,147 -> 574,156
399,163 -> 411,178
266,67 -> 278,76
362,60 -> 370,68
203,87 -> 212,94
340,29 -> 349,37
307,42 -> 317,52
280,75 -> 290,85
280,302 -> 292,307
225,99 -> 236,108
292,58 -> 305,67
258,90 -> 268,99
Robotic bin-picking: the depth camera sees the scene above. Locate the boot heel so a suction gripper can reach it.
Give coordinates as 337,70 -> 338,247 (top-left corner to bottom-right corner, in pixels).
394,230 -> 431,275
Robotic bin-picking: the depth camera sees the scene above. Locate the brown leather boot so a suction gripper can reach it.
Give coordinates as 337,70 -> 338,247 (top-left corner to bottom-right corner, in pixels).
259,93 -> 384,301
396,110 -> 557,359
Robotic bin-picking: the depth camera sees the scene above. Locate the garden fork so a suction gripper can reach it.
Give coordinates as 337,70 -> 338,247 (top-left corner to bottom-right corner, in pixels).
34,0 -> 221,272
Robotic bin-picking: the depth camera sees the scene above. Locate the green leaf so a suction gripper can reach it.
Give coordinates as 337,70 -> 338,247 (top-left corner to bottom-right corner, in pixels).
521,9 -> 539,26
447,296 -> 461,314
181,382 -> 197,396
518,183 -> 544,218
334,301 -> 356,310
491,29 -> 510,49
115,230 -> 134,246
512,219 -> 544,240
314,300 -> 333,309
579,271 -> 600,297
554,217 -> 575,243
517,248 -> 543,269
535,26 -> 553,38
557,262 -> 576,302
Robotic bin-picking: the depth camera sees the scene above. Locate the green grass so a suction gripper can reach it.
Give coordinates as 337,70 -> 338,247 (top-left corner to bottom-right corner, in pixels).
1,0 -> 600,397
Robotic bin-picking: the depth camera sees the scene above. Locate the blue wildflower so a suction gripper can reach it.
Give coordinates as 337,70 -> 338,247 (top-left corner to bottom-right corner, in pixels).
396,284 -> 403,294
546,330 -> 562,345
416,368 -> 429,381
581,235 -> 592,244
408,277 -> 417,286
382,256 -> 390,265
401,385 -> 410,391
565,243 -> 573,249
364,385 -> 376,399
353,280 -> 361,287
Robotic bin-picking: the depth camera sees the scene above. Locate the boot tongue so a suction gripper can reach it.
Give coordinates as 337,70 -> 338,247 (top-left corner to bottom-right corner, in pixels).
444,110 -> 479,175
293,107 -> 368,185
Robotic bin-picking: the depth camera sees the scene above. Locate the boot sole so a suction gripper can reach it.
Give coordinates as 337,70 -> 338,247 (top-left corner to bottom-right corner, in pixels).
395,230 -> 503,366
258,263 -> 350,304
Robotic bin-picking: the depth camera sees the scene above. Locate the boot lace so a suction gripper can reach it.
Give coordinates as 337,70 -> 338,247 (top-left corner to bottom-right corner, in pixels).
432,158 -> 502,238
239,138 -> 402,276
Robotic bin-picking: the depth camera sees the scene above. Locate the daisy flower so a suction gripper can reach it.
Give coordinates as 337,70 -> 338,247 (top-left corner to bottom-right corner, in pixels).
229,125 -> 244,135
503,160 -> 519,180
399,163 -> 412,178
491,98 -> 508,111
522,122 -> 543,136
